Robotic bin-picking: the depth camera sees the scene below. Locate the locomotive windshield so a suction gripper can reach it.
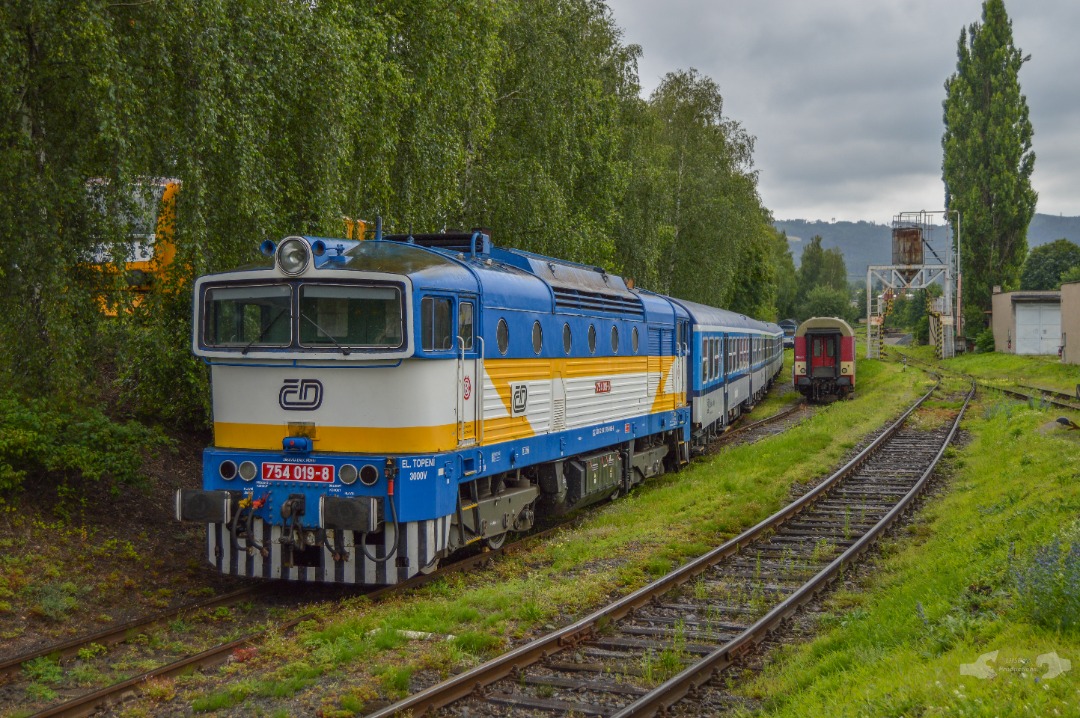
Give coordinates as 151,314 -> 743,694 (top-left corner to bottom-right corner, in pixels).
200,282 -> 405,352
204,285 -> 292,348
299,284 -> 403,349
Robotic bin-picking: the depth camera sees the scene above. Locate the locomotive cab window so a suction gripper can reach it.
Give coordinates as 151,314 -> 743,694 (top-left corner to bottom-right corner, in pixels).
299,284 -> 403,349
421,296 -> 453,351
458,301 -> 474,351
204,285 -> 291,348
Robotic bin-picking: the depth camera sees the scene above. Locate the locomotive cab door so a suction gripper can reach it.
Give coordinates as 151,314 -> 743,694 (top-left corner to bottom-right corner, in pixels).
456,297 -> 480,446
676,320 -> 689,406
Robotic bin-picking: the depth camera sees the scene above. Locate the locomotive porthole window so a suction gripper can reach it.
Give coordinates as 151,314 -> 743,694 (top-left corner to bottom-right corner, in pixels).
532,321 -> 543,354
497,318 -> 509,355
588,324 -> 597,354
611,325 -> 619,353
563,323 -> 572,353
632,326 -> 639,353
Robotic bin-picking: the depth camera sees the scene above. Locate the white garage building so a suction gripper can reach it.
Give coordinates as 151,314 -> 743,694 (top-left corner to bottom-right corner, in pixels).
991,288 -> 1062,355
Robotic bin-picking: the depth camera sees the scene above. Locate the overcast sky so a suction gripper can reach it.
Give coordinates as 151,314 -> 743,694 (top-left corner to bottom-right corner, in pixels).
606,0 -> 1079,224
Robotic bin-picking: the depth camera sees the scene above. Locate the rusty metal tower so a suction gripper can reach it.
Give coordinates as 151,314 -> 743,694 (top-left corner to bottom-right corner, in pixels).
866,210 -> 961,359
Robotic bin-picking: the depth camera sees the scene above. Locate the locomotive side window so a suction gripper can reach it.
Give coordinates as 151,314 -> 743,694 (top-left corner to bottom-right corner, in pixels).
588,324 -> 597,354
204,285 -> 291,347
497,318 -> 509,355
300,284 -> 403,348
611,325 -> 619,353
563,323 -> 572,353
532,321 -> 543,354
421,296 -> 453,351
458,302 -> 474,350
632,326 -> 639,353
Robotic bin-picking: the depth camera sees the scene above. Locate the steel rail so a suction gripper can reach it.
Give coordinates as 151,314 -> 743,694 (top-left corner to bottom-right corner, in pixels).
611,380 -> 974,717
364,380 -> 942,718
713,400 -> 804,444
1,584 -> 267,680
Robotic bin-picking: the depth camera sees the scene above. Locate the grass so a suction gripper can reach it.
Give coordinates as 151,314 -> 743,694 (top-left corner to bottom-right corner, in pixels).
732,360 -> 1080,716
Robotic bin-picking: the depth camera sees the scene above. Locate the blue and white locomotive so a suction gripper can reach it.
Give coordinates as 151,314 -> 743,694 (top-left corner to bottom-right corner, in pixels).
176,230 -> 783,584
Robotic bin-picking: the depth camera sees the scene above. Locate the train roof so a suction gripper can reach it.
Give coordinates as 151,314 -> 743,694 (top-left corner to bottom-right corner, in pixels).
670,298 -> 780,334
795,316 -> 855,337
214,233 -> 765,328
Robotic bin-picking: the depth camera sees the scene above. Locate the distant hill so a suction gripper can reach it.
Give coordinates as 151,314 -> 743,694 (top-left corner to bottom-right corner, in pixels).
775,213 -> 1080,280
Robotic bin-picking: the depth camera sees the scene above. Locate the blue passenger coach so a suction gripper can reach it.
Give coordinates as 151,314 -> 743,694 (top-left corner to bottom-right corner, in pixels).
176,231 -> 782,584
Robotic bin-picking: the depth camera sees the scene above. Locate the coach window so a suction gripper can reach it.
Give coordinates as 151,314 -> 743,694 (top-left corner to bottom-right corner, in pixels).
632,326 -> 639,353
588,324 -> 597,354
701,346 -> 709,382
532,321 -> 543,354
611,325 -> 619,353
713,338 -> 721,377
497,318 -> 509,355
458,301 -> 474,351
563,323 -> 572,353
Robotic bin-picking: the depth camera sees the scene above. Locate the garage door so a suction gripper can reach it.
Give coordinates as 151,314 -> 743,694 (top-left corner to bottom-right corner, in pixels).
1015,303 -> 1061,355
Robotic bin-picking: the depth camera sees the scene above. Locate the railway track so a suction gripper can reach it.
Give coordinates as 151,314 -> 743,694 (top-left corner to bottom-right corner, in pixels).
365,378 -> 973,718
6,387 -> 804,718
897,352 -> 1079,412
711,399 -> 806,447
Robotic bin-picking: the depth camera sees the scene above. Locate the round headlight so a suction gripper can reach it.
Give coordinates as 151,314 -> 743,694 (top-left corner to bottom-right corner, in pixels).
359,464 -> 379,486
239,461 -> 258,481
276,237 -> 310,276
339,464 -> 358,485
219,460 -> 237,481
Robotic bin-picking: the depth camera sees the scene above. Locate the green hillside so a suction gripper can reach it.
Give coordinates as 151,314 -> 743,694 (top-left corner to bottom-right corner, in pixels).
776,214 -> 1080,280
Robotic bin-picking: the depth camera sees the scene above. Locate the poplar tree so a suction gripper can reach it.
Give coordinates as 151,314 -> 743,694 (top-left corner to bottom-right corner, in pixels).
942,0 -> 1036,330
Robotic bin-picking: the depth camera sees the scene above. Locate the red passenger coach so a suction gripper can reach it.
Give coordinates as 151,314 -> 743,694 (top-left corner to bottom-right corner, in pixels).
792,317 -> 855,402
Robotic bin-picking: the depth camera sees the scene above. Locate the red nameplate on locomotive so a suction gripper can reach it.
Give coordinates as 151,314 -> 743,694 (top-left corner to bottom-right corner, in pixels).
262,463 -> 335,482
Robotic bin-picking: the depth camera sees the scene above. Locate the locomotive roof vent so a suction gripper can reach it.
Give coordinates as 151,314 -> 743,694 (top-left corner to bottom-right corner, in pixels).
382,231 -> 491,256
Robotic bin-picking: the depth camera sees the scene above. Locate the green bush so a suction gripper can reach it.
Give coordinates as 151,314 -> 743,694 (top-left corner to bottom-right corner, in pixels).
974,327 -> 995,353
0,394 -> 171,494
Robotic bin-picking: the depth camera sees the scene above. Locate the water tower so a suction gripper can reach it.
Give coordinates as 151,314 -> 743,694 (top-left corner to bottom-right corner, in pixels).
866,210 -> 960,359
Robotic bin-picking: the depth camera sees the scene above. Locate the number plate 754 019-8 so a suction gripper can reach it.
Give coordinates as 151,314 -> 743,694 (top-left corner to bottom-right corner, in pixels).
261,463 -> 335,482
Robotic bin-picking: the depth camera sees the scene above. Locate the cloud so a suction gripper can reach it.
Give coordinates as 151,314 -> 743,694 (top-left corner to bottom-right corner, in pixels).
608,0 -> 1080,221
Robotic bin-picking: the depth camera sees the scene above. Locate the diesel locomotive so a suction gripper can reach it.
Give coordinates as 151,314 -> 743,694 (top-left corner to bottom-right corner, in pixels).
176,230 -> 783,584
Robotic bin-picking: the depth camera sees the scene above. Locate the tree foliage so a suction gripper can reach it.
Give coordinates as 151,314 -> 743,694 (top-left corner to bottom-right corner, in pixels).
0,0 -> 781,433
942,0 -> 1037,330
1020,238 -> 1080,290
794,235 -> 848,319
